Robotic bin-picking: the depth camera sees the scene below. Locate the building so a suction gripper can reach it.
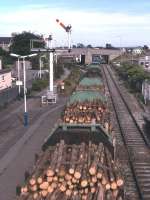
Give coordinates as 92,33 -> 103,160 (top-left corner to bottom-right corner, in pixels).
139,56 -> 150,71
54,48 -> 121,64
142,80 -> 150,103
132,47 -> 143,55
0,37 -> 12,51
0,69 -> 12,90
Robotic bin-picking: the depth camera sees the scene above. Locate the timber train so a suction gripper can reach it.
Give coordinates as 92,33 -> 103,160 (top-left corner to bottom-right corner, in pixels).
18,63 -> 124,200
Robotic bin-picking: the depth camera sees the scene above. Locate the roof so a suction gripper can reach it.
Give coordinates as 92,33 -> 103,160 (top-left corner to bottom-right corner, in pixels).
0,37 -> 12,44
69,91 -> 106,104
79,77 -> 103,86
0,69 -> 11,75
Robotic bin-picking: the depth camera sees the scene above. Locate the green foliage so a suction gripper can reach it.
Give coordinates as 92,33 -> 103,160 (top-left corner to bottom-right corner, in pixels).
32,79 -> 48,91
10,31 -> 45,56
54,60 -> 64,79
0,47 -> 13,67
63,68 -> 82,94
114,62 -> 150,92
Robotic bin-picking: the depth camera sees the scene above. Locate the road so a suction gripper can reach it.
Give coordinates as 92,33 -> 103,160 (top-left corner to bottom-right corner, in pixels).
0,95 -> 67,200
0,69 -> 70,200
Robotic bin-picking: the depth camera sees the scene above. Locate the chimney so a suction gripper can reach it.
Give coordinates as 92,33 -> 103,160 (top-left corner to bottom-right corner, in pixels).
0,59 -> 2,70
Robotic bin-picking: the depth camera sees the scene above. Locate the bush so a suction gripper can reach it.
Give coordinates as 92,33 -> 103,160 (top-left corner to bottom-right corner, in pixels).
32,79 -> 48,91
114,62 -> 150,92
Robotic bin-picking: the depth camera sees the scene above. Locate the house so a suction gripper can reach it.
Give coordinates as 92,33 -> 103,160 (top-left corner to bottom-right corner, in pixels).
0,69 -> 12,90
139,56 -> 150,71
132,47 -> 143,55
0,37 -> 12,51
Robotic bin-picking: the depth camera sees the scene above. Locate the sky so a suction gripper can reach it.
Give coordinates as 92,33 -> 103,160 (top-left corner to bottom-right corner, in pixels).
0,0 -> 150,47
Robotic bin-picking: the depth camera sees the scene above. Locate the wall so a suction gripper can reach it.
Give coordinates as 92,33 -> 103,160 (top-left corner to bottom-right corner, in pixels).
0,59 -> 2,70
142,80 -> 150,103
58,48 -> 121,64
0,71 -> 12,90
0,87 -> 18,107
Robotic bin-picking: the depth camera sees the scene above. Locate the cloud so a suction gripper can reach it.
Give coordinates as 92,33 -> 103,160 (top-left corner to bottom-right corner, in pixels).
0,5 -> 150,46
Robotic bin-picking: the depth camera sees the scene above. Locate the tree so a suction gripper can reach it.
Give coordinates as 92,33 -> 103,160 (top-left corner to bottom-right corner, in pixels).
0,47 -> 13,68
106,43 -> 113,49
72,45 -> 76,48
143,45 -> 149,51
87,44 -> 92,48
10,31 -> 46,69
77,43 -> 85,48
10,31 -> 45,55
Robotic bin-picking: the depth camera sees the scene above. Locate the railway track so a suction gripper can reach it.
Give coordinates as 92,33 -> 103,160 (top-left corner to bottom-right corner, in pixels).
102,65 -> 150,200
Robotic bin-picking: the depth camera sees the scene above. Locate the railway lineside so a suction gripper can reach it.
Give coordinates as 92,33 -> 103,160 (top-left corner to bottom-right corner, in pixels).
102,65 -> 150,200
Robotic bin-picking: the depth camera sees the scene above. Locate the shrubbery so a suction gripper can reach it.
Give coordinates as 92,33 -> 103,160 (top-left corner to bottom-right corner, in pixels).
32,79 -> 48,91
114,62 -> 150,92
63,68 -> 82,94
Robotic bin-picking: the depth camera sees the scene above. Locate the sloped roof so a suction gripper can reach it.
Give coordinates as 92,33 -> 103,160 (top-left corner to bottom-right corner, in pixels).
0,69 -> 11,75
0,37 -> 12,44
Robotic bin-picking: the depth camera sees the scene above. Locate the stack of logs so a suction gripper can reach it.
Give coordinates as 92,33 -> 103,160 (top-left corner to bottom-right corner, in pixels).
19,140 -> 124,200
63,100 -> 112,132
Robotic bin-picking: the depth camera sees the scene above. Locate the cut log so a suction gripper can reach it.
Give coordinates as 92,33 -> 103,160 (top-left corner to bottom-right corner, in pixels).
97,182 -> 104,200
47,185 -> 54,193
41,190 -> 48,197
81,165 -> 88,188
30,184 -> 38,192
69,145 -> 78,175
74,143 -> 85,179
89,143 -> 103,175
59,183 -> 67,192
39,181 -> 49,190
37,177 -> 43,184
33,192 -> 39,199
29,178 -> 36,186
58,166 -> 66,177
65,189 -> 72,196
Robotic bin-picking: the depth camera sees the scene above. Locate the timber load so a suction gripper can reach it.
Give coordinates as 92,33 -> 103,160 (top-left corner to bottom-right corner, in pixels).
18,140 -> 124,200
62,99 -> 112,133
76,77 -> 105,92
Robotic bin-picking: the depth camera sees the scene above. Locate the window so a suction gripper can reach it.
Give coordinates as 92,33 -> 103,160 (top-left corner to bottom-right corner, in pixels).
0,75 -> 5,82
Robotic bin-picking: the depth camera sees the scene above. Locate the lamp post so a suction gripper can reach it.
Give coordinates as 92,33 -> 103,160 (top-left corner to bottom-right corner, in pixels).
10,53 -> 21,95
22,54 -> 37,127
10,53 -> 37,127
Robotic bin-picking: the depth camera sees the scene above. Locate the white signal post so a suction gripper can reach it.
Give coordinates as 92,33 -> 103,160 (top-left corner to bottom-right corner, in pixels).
49,52 -> 54,92
30,20 -> 72,104
56,19 -> 72,50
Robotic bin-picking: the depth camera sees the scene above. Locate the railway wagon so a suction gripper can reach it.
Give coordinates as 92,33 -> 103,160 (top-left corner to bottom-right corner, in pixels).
76,77 -> 104,92
62,63 -> 110,130
17,64 -> 124,200
62,90 -> 111,130
18,124 -> 124,200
